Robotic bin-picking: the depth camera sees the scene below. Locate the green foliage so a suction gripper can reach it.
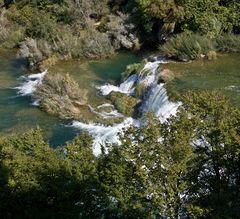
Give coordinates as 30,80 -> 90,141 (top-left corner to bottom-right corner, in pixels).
123,0 -> 240,45
121,60 -> 147,80
135,83 -> 145,98
108,91 -> 138,116
0,27 -> 24,49
0,91 -> 240,218
25,12 -> 59,41
137,0 -> 179,20
5,0 -> 64,8
0,129 -> 104,218
1,0 -> 113,63
160,33 -> 215,61
181,0 -> 228,37
216,34 -> 240,53
98,113 -> 195,218
181,91 -> 240,218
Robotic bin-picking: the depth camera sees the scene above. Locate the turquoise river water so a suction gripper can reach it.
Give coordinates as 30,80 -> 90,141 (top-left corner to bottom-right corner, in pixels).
0,51 -> 144,146
0,51 -> 239,147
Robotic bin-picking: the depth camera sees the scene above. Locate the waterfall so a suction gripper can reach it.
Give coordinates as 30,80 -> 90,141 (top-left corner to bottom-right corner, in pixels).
88,104 -> 124,119
14,59 -> 181,156
98,74 -> 137,96
71,117 -> 140,156
72,60 -> 181,155
138,61 -> 161,86
140,84 -> 181,123
16,70 -> 47,96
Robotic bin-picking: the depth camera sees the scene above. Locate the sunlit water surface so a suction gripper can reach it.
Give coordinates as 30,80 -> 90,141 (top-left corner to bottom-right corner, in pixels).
165,54 -> 240,105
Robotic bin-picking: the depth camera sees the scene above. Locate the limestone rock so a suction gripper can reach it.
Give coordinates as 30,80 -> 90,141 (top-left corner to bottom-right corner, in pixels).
102,14 -> 140,50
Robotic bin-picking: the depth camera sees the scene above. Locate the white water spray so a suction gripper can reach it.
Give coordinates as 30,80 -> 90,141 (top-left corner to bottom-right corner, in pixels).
140,84 -> 181,123
97,74 -> 137,96
16,70 -> 47,96
88,104 -> 124,119
72,60 -> 181,155
71,117 -> 140,156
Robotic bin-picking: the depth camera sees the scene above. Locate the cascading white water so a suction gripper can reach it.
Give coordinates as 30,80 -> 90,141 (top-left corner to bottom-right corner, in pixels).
140,84 -> 181,123
71,117 -> 140,156
16,70 -> 47,97
97,60 -> 165,96
72,59 -> 181,155
138,61 -> 160,86
88,104 -> 124,119
98,74 -> 137,96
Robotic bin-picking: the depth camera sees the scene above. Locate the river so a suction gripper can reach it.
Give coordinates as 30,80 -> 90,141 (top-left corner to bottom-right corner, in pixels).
0,50 -> 239,151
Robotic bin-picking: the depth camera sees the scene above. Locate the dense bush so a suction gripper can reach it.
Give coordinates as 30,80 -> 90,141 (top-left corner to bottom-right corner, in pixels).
216,34 -> 240,53
25,12 -> 59,41
108,91 -> 138,116
160,33 -> 215,61
56,28 -> 114,59
2,0 -> 240,65
35,73 -> 88,119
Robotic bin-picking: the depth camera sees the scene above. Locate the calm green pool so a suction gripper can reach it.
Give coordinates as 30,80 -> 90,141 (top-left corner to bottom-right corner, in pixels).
165,53 -> 240,105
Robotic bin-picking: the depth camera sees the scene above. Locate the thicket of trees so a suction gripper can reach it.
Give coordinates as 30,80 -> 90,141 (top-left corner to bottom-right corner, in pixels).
1,0 -> 240,64
1,91 -> 240,219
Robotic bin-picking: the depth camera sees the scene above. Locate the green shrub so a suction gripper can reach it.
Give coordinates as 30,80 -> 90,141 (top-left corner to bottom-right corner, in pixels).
108,92 -> 138,116
26,12 -> 59,41
216,34 -> 240,53
0,27 -> 24,49
160,33 -> 215,61
56,28 -> 114,59
135,83 -> 145,99
121,60 -> 147,80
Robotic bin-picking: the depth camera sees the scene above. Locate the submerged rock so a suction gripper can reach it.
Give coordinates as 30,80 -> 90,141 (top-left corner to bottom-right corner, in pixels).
206,51 -> 217,60
159,68 -> 175,83
35,73 -> 88,119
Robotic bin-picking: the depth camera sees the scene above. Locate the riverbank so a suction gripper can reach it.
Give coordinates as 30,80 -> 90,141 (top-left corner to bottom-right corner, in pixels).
1,1 -> 240,71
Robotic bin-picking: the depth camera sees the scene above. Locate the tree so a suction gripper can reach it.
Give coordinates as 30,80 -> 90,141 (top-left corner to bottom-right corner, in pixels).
98,114 -> 195,218
182,91 -> 240,218
0,130 -> 102,219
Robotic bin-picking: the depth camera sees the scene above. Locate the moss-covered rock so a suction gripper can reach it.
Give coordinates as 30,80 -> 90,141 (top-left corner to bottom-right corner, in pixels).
108,91 -> 138,116
35,73 -> 88,119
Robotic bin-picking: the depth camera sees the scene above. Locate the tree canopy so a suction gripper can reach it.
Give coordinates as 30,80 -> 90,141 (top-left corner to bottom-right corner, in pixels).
1,91 -> 239,218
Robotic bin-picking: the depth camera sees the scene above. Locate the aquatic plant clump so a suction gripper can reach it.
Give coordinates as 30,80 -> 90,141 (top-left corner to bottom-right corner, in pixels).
216,34 -> 240,53
160,33 -> 215,61
35,73 -> 88,119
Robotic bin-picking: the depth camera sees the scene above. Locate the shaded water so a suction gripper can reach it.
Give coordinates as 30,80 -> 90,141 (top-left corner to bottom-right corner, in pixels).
0,51 -> 144,146
165,54 -> 240,105
0,51 -> 79,146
